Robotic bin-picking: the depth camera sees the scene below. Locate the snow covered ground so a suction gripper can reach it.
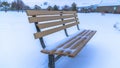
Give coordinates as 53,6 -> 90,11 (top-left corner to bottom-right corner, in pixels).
0,11 -> 120,68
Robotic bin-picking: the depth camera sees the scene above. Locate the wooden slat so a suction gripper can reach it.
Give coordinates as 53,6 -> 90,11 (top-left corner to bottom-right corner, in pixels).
68,31 -> 97,57
37,18 -> 78,29
62,30 -> 90,49
55,38 -> 86,55
61,38 -> 86,56
62,11 -> 77,14
70,31 -> 93,49
26,10 -> 76,16
55,30 -> 91,55
26,10 -> 60,16
29,15 -> 76,23
34,22 -> 79,39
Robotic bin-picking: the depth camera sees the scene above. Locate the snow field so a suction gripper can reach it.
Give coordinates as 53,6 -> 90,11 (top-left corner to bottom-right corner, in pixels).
0,11 -> 120,68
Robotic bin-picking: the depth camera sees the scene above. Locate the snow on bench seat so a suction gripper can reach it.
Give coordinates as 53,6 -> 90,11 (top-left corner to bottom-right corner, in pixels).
41,30 -> 96,57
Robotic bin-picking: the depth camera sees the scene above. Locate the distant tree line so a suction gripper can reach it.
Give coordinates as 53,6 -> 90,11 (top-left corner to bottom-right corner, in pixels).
31,2 -> 78,11
46,2 -> 77,11
0,0 -> 78,12
0,0 -> 30,12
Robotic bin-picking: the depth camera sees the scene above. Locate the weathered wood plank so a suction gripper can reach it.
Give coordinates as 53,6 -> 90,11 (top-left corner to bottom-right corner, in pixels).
28,15 -> 76,23
26,10 -> 76,16
34,22 -> 79,39
37,19 -> 78,29
68,31 -> 97,57
54,30 -> 91,55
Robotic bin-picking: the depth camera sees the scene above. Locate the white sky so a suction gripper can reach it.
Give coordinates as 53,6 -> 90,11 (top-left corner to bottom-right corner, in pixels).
22,0 -> 100,7
4,0 -> 120,7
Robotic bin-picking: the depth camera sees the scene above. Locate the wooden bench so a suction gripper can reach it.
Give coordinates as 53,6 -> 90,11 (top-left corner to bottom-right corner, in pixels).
26,10 -> 96,68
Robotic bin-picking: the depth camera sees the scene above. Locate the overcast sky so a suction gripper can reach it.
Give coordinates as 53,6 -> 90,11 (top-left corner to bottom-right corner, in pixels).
21,0 -> 100,7
4,0 -> 120,7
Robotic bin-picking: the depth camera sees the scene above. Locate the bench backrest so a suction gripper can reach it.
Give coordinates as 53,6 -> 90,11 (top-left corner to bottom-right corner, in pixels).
26,10 -> 80,39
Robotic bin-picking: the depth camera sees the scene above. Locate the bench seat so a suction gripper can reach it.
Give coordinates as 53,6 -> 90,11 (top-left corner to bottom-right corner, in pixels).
41,29 -> 96,57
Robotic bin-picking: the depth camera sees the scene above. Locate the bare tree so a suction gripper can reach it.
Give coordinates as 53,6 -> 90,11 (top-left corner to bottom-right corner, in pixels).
11,0 -> 30,11
15,0 -> 25,11
11,1 -> 17,10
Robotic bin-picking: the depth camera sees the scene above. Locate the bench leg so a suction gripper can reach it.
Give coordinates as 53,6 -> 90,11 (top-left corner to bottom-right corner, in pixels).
48,54 -> 55,68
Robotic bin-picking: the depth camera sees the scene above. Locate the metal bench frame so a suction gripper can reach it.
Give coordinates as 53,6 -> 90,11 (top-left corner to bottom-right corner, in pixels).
35,21 -> 63,68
